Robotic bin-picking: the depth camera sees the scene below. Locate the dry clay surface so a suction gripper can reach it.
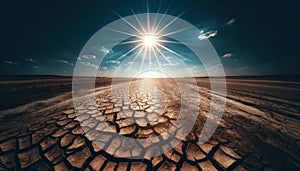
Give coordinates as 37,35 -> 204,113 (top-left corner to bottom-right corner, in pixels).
0,78 -> 299,170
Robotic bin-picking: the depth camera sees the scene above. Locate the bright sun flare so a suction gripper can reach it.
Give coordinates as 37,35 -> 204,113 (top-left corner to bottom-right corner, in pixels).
143,35 -> 157,47
112,12 -> 185,70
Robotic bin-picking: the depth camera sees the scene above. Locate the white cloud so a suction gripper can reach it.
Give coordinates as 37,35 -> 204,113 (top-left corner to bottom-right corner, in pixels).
79,61 -> 99,70
124,61 -> 134,66
81,55 -> 96,59
26,58 -> 34,62
58,60 -> 74,66
190,66 -> 198,70
101,66 -> 108,70
226,18 -> 237,26
162,63 -> 179,67
198,30 -> 218,40
207,64 -> 223,71
3,60 -> 19,65
222,53 -> 234,58
100,46 -> 112,55
33,66 -> 40,69
106,66 -> 120,72
106,60 -> 120,64
110,66 -> 117,70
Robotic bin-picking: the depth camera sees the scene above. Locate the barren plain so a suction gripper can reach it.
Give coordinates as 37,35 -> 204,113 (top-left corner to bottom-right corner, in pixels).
0,76 -> 299,170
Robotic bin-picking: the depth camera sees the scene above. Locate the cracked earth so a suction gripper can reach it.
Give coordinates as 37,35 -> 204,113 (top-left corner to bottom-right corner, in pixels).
0,77 -> 299,170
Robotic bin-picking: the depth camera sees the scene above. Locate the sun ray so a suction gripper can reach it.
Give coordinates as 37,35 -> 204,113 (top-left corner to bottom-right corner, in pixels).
157,39 -> 181,44
107,28 -> 140,38
152,14 -> 165,35
154,45 -> 172,64
156,12 -> 184,35
157,25 -> 193,38
130,7 -> 147,34
146,0 -> 150,33
151,2 -> 163,34
149,46 -> 152,68
127,45 -> 145,69
156,43 -> 184,58
140,46 -> 148,69
151,45 -> 162,70
153,4 -> 172,34
115,13 -> 145,36
116,43 -> 143,61
119,40 -> 143,45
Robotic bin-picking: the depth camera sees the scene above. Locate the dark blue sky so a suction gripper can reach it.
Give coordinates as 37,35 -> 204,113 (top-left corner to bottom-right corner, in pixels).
0,0 -> 299,76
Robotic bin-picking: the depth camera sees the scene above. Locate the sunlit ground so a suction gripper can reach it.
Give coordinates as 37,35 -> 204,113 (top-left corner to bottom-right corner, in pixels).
0,76 -> 299,170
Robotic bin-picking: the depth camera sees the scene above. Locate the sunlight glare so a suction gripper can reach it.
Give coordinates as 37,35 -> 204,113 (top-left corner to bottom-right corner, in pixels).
143,35 -> 157,47
138,71 -> 166,78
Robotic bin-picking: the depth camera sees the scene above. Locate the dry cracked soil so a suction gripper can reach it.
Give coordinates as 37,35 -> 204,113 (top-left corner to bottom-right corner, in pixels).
0,76 -> 299,171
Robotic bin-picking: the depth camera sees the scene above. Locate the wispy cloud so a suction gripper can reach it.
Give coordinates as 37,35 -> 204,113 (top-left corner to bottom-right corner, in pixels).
226,18 -> 237,26
100,66 -> 108,70
100,46 -> 112,55
162,63 -> 179,67
110,66 -> 117,70
106,60 -> 120,64
3,60 -> 19,65
79,61 -> 99,69
198,30 -> 218,40
206,64 -> 223,71
33,66 -> 40,69
81,55 -> 96,59
124,61 -> 134,66
58,60 -> 74,66
222,53 -> 234,58
190,66 -> 198,70
26,58 -> 34,62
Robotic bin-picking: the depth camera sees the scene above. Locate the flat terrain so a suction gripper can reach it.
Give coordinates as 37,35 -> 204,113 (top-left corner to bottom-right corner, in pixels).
0,76 -> 299,170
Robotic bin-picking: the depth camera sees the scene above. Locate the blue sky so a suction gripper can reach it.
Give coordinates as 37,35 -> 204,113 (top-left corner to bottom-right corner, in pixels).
1,0 -> 299,77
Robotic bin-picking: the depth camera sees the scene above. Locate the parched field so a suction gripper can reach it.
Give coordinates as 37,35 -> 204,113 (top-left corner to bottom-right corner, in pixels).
0,76 -> 299,170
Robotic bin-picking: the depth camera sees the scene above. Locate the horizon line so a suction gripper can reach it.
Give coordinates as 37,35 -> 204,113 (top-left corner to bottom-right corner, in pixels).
1,74 -> 300,79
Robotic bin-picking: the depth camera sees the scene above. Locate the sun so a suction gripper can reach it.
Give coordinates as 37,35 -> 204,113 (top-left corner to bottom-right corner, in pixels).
142,35 -> 157,47
112,12 -> 185,70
